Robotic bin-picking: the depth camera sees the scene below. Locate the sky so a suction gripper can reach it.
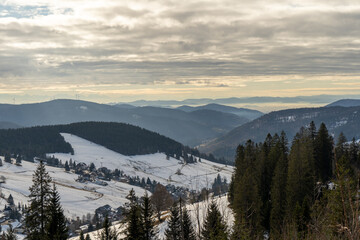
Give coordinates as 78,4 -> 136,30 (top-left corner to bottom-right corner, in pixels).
0,0 -> 360,105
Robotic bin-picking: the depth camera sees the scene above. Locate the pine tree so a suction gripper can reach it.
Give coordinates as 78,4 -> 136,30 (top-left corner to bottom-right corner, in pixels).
141,192 -> 157,240
25,160 -> 53,240
98,216 -> 118,240
46,183 -> 68,240
124,189 -> 143,240
165,203 -> 182,240
201,201 -> 228,240
85,234 -> 91,240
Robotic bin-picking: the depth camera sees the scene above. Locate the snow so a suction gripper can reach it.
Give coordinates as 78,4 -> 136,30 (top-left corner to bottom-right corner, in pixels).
0,133 -> 233,220
277,115 -> 296,123
69,195 -> 234,240
0,160 -> 146,219
48,133 -> 233,191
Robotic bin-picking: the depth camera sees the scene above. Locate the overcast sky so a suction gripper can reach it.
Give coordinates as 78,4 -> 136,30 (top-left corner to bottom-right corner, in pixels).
0,0 -> 360,104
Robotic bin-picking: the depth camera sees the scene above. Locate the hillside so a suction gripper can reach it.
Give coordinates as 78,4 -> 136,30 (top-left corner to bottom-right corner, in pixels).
0,99 -> 251,146
200,106 -> 360,160
177,103 -> 263,120
326,99 -> 360,107
0,122 -> 185,160
0,134 -> 233,219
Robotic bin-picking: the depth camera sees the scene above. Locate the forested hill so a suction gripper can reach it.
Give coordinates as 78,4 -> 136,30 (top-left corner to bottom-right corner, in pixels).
0,122 -> 215,162
200,105 -> 360,160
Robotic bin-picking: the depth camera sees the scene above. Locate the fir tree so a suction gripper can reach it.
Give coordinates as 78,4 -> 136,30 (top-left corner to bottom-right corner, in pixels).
286,129 -> 315,233
25,160 -> 53,240
141,192 -> 157,240
85,235 -> 91,240
182,207 -> 196,240
314,123 -> 333,182
79,231 -> 85,240
46,183 -> 68,239
269,152 -> 288,237
165,203 -> 182,240
124,189 -> 143,240
98,216 -> 118,240
201,201 -> 228,240
64,161 -> 70,172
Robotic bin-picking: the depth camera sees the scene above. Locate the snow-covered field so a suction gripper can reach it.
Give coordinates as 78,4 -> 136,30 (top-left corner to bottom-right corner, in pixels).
69,195 -> 234,240
49,133 -> 233,191
0,133 -> 233,220
0,161 -> 146,219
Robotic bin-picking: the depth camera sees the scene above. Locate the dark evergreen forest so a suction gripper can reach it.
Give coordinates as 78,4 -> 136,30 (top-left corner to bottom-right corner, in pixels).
0,121 -> 225,164
229,121 -> 360,239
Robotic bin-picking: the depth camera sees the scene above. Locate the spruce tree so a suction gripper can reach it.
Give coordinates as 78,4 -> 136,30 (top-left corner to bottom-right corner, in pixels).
85,234 -> 91,240
98,216 -> 118,240
79,231 -> 85,240
201,201 -> 228,240
286,129 -> 315,233
124,189 -> 143,240
269,152 -> 288,237
182,207 -> 196,240
46,183 -> 68,240
141,192 -> 157,240
165,203 -> 182,240
314,123 -> 333,182
25,160 -> 53,240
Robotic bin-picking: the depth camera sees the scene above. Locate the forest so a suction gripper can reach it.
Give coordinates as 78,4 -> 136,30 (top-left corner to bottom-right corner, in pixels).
229,121 -> 360,239
0,122 -> 227,164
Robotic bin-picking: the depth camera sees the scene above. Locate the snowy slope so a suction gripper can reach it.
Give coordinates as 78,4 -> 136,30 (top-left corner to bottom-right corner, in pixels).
48,133 -> 233,190
0,161 -> 146,219
69,195 -> 234,240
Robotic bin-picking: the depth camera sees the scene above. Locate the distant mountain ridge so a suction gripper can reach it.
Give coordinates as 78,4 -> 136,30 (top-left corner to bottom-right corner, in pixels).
122,95 -> 356,107
177,103 -> 263,120
0,99 -> 256,146
326,99 -> 360,107
200,105 -> 360,161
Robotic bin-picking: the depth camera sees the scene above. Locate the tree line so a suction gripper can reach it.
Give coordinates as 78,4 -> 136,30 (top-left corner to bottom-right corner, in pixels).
229,121 -> 360,239
0,122 -> 228,165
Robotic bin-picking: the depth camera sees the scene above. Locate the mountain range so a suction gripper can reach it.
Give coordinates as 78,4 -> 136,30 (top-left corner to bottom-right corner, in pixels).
0,99 -> 261,146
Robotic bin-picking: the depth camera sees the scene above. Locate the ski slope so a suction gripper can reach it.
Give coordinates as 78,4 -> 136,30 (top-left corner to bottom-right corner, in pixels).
48,133 -> 233,190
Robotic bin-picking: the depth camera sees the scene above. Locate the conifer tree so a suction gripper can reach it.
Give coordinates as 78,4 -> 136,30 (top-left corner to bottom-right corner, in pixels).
64,161 -> 70,172
314,123 -> 333,182
25,160 -> 53,240
98,216 -> 118,240
85,234 -> 91,240
79,231 -> 85,240
141,192 -> 157,240
165,203 -> 182,240
201,201 -> 228,240
286,129 -> 315,233
335,132 -> 347,161
182,207 -> 196,240
269,152 -> 288,237
124,189 -> 143,240
46,183 -> 68,240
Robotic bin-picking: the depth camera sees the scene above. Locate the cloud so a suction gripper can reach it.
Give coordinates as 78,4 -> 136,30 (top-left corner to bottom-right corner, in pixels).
0,0 -> 360,103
